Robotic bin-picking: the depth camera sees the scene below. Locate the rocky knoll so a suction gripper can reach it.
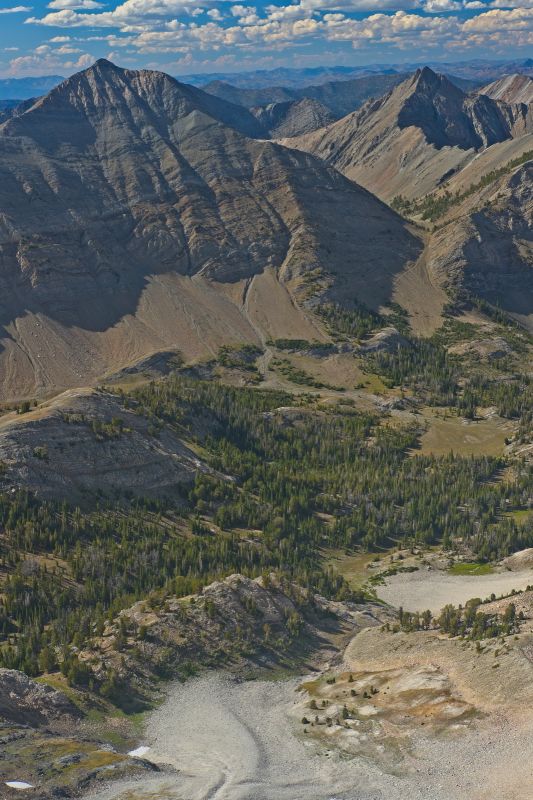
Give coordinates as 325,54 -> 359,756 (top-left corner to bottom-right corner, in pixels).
0,669 -> 79,726
0,59 -> 419,403
80,573 -> 391,697
0,387 -> 212,501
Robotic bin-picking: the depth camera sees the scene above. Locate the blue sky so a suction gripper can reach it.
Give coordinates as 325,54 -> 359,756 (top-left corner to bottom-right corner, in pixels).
0,0 -> 531,78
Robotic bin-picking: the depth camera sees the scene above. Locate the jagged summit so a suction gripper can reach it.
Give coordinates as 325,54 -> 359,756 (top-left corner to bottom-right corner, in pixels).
284,66 -> 532,201
410,66 -> 456,92
92,57 -> 120,71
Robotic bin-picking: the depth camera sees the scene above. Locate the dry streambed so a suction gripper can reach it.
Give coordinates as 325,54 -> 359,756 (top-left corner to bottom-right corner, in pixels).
86,654 -> 533,800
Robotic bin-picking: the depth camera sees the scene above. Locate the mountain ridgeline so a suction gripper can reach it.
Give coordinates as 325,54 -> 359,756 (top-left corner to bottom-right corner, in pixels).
0,60 -> 531,400
0,59 -> 419,402
284,67 -> 533,201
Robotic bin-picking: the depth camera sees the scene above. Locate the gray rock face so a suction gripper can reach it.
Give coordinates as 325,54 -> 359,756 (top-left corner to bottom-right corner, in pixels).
0,59 -> 420,402
251,98 -> 335,138
0,388 -> 211,501
0,669 -> 80,726
429,161 -> 533,330
480,74 -> 533,106
397,68 -> 531,149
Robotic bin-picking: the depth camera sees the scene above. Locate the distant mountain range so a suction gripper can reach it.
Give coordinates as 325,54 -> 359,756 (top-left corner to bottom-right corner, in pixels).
182,58 -> 533,89
1,58 -> 532,102
0,75 -> 63,101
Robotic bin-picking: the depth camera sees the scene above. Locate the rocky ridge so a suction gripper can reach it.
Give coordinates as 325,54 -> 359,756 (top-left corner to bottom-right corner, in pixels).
481,74 -> 533,105
0,59 -> 419,403
283,67 -> 533,201
0,387 -> 212,501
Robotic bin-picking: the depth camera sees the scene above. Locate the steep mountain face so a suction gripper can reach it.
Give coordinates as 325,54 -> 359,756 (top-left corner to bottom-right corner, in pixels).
251,98 -> 335,137
0,59 -> 420,402
396,68 -> 526,149
480,74 -> 533,105
284,68 -> 533,201
428,160 -> 533,331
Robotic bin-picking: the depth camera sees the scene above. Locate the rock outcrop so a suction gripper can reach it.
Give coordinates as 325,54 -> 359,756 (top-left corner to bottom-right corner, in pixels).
480,74 -> 533,105
0,387 -> 212,501
0,669 -> 80,726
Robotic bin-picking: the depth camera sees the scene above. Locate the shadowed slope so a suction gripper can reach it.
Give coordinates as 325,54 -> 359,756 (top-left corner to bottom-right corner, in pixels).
0,60 -> 420,401
283,68 -> 533,202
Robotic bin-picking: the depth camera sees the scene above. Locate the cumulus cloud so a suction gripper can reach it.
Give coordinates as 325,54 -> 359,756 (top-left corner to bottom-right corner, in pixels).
48,0 -> 105,8
424,0 -> 462,11
26,0 -> 228,27
17,0 -> 533,69
0,5 -> 31,12
8,44 -> 95,75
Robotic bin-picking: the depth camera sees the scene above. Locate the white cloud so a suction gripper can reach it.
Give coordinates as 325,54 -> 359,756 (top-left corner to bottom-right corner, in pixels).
27,0 -> 226,27
8,45 -> 95,75
464,5 -> 533,27
424,0 -> 462,11
0,5 -> 31,12
490,0 -> 533,6
48,0 -> 105,8
18,0 -> 533,66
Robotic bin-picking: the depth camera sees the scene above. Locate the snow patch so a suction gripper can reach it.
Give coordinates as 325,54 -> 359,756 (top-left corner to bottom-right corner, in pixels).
5,782 -> 34,790
127,746 -> 150,758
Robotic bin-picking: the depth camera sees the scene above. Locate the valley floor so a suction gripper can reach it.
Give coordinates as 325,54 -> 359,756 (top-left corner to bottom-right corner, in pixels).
85,668 -> 533,800
83,563 -> 533,800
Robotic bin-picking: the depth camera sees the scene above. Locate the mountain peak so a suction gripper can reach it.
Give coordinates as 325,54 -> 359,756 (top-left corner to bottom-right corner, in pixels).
414,66 -> 439,82
410,66 -> 459,98
91,58 -> 122,72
